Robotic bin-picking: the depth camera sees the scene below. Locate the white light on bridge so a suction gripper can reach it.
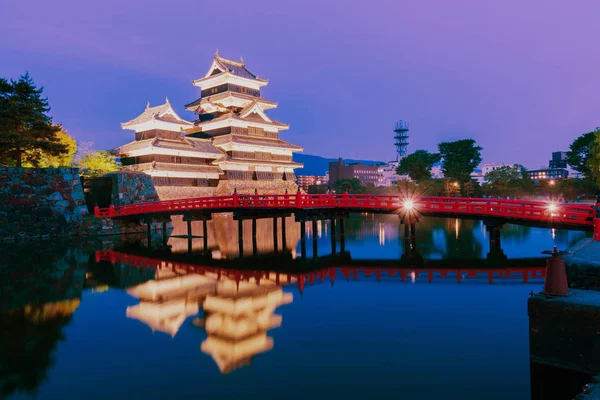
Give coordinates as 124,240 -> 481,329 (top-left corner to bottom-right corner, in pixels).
403,199 -> 414,211
547,203 -> 558,213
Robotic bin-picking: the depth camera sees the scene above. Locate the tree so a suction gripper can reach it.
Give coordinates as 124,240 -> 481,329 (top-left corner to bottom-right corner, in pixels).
332,178 -> 365,194
558,179 -> 598,201
26,129 -> 77,168
396,150 -> 441,182
590,130 -> 600,187
566,130 -> 598,179
438,139 -> 482,183
0,73 -> 67,167
484,165 -> 522,197
308,185 -> 328,194
420,179 -> 446,196
77,151 -> 120,178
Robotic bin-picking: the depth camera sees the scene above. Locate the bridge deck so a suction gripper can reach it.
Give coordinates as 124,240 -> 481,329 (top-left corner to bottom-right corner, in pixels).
94,194 -> 595,230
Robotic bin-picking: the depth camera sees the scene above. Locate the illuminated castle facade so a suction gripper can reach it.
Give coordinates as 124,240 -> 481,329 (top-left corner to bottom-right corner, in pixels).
115,52 -> 303,198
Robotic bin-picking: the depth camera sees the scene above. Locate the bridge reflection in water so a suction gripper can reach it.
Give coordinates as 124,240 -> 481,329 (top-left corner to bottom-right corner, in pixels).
93,238 -> 548,375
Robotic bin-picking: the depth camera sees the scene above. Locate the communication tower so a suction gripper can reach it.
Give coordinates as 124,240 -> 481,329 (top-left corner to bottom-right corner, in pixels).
393,120 -> 410,161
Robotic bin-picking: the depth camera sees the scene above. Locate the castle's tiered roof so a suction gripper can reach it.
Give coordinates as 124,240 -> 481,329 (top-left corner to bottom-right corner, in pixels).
191,110 -> 289,131
212,135 -> 302,151
193,52 -> 268,87
185,91 -> 277,112
115,137 -> 222,157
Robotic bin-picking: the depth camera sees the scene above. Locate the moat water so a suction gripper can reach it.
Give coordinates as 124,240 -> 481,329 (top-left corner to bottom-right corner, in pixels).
0,215 -> 592,400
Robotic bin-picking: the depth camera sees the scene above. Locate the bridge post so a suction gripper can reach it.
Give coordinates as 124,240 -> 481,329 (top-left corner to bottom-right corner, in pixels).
187,219 -> 192,253
162,221 -> 168,247
485,221 -> 507,262
273,217 -> 278,252
202,219 -> 208,251
238,219 -> 244,257
252,218 -> 257,256
331,218 -> 337,254
339,217 -> 346,253
281,216 -> 287,251
300,221 -> 306,259
595,195 -> 600,242
145,217 -> 152,248
312,220 -> 318,258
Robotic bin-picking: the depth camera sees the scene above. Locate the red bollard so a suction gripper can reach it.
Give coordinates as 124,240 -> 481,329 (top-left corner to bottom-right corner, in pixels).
543,247 -> 569,296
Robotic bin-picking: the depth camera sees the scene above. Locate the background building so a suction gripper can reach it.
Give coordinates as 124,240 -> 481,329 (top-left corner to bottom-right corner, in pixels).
378,161 -> 403,186
549,151 -> 567,168
328,158 -> 381,186
526,168 -> 569,181
296,175 -> 328,191
431,162 -> 444,179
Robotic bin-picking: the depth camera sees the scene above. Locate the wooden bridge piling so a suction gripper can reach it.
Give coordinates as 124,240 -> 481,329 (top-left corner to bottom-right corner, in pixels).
312,220 -> 318,258
273,217 -> 278,252
238,219 -> 244,257
300,221 -> 307,259
331,218 -> 337,254
281,216 -> 287,251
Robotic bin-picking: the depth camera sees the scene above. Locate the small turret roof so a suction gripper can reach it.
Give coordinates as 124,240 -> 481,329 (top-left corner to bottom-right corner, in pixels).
122,98 -> 193,130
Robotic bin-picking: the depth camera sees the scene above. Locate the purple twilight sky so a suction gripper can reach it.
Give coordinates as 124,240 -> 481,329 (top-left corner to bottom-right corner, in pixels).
2,0 -> 599,168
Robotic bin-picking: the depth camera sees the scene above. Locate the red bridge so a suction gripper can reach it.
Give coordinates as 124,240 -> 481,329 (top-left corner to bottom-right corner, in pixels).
94,193 -> 597,231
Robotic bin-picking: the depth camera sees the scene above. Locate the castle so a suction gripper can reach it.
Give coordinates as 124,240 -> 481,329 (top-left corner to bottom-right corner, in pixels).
115,52 -> 303,199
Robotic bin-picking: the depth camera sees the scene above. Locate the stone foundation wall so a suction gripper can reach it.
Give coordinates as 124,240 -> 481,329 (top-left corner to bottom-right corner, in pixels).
106,171 -> 159,206
215,180 -> 300,196
155,186 -> 217,200
0,167 -> 88,240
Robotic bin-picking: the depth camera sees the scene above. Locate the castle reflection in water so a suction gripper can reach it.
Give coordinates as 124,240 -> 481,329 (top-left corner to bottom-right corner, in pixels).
125,266 -> 293,374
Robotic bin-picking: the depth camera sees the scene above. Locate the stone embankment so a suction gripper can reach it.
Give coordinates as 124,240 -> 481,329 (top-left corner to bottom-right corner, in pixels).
0,167 -> 158,241
0,167 -> 88,240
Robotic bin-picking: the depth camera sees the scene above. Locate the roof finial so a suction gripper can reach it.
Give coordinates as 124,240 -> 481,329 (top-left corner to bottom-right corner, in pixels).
215,49 -> 219,57
240,56 -> 244,65
165,96 -> 169,104
146,101 -> 150,108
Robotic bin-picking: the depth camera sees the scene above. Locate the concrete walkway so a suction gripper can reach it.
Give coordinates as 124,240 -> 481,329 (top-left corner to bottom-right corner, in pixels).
566,238 -> 600,268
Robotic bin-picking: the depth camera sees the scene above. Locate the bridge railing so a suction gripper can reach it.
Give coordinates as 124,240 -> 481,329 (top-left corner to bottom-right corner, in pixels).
96,250 -> 547,286
93,193 -> 595,228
